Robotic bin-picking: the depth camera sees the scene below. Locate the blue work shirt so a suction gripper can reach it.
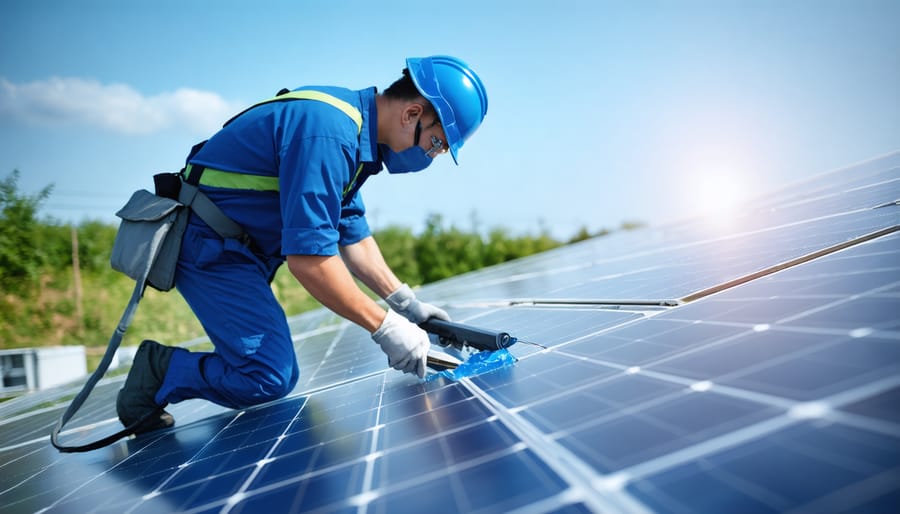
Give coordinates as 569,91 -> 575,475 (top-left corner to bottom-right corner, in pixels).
188,86 -> 382,260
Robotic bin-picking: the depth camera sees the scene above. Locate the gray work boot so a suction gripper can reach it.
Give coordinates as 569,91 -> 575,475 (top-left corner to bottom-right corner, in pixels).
117,340 -> 176,434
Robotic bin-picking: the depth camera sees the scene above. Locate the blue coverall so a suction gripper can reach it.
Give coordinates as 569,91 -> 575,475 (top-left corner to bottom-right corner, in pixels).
155,87 -> 382,409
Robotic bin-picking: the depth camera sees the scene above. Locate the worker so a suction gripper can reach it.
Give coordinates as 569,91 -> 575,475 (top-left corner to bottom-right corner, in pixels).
116,56 -> 488,434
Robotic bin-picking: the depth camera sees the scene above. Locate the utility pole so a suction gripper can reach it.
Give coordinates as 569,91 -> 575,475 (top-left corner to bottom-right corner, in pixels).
71,225 -> 83,334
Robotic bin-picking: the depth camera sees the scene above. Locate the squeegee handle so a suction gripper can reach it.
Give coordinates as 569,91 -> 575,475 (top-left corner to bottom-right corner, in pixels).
419,318 -> 516,351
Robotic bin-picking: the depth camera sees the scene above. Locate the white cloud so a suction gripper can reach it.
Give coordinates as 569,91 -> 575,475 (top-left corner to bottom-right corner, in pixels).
0,77 -> 240,135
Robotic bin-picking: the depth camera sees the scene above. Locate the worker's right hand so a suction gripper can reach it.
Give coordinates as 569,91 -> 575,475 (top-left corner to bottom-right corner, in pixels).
372,309 -> 429,378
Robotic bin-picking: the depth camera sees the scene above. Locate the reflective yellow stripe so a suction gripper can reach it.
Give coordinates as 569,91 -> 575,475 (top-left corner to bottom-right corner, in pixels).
271,90 -> 362,132
196,163 -> 365,196
195,166 -> 280,191
192,90 -> 364,192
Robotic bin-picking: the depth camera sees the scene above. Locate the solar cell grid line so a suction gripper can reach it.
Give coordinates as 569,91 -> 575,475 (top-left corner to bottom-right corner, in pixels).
544,344 -> 899,441
748,151 -> 900,211
461,376 -> 656,514
220,396 -> 313,513
294,322 -> 349,390
627,417 -> 900,513
755,177 -> 900,221
159,373 -> 568,513
554,267 -> 900,400
367,432 -> 569,513
350,372 -> 387,514
290,322 -> 391,394
109,385 -> 365,512
459,230 -> 899,510
474,343 -> 898,511
44,408 -> 250,514
1,379 -> 126,450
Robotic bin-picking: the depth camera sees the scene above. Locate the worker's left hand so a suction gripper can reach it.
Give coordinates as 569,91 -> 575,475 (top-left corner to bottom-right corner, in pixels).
386,283 -> 450,324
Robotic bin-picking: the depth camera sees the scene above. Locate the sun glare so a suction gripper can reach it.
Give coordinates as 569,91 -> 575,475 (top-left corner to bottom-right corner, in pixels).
692,172 -> 745,223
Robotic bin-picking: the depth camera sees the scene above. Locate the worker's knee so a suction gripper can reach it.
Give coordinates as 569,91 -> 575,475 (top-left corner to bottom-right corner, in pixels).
223,363 -> 299,408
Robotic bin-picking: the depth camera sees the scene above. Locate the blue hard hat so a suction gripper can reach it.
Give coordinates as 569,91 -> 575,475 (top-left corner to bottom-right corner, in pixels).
406,56 -> 488,164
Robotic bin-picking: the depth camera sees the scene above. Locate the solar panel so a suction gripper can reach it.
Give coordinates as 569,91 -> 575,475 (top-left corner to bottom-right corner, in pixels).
1,151 -> 898,513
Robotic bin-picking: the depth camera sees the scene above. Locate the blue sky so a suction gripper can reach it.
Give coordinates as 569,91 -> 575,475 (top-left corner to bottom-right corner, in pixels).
2,0 -> 898,239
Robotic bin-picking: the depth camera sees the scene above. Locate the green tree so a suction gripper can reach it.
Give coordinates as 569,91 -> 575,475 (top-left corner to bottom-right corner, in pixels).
372,225 -> 422,285
75,220 -> 118,272
620,220 -> 646,231
0,170 -> 54,295
414,214 -> 486,283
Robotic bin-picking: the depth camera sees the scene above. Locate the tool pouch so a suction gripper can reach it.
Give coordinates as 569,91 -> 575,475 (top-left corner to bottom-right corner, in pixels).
110,188 -> 188,292
54,179 -> 190,452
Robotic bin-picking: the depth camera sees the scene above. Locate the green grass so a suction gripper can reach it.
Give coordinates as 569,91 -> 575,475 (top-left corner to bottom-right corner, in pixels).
1,265 -> 323,372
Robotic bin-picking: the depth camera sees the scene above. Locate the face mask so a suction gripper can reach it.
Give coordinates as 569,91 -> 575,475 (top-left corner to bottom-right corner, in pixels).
380,144 -> 433,174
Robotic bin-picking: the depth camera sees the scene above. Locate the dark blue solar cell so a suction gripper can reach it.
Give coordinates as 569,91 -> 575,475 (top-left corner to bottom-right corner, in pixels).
840,385 -> 900,424
374,433 -> 450,486
544,503 -> 596,514
173,440 -> 272,484
311,431 -> 372,469
628,458 -> 783,514
521,388 -> 621,432
717,427 -> 896,505
586,372 -> 684,405
721,336 -> 900,400
378,383 -> 471,423
470,353 -> 621,408
230,462 -> 365,514
380,397 -> 492,447
631,421 -> 900,513
373,419 -> 518,487
835,488 -> 900,514
439,419 -> 520,463
521,373 -> 684,432
783,296 -> 900,330
370,450 -> 567,514
647,391 -> 781,439
570,336 -> 681,364
458,450 -> 568,511
652,330 -> 842,380
559,413 -> 683,473
562,319 -> 748,366
557,390 -> 777,473
163,467 -> 254,511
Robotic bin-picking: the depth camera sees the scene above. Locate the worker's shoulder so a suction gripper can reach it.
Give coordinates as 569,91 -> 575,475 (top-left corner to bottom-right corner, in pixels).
292,85 -> 360,104
279,86 -> 367,136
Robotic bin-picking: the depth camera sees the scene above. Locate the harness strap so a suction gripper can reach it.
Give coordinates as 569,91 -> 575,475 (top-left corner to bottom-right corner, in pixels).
51,246 -> 159,451
178,179 -> 250,244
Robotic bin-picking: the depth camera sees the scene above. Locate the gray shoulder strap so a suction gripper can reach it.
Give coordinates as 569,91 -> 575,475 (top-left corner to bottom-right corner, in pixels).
178,181 -> 248,242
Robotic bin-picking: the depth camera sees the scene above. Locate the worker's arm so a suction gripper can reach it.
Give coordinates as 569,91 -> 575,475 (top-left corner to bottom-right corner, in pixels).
287,253 -> 386,332
338,235 -> 402,298
287,252 -> 430,377
340,236 -> 450,323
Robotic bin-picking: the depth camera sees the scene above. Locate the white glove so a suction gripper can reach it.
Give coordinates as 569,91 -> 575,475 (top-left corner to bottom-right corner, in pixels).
385,283 -> 450,324
372,309 -> 430,378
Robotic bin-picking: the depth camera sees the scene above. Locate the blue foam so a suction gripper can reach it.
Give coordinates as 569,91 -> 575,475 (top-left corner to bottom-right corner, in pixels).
425,348 -> 518,382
